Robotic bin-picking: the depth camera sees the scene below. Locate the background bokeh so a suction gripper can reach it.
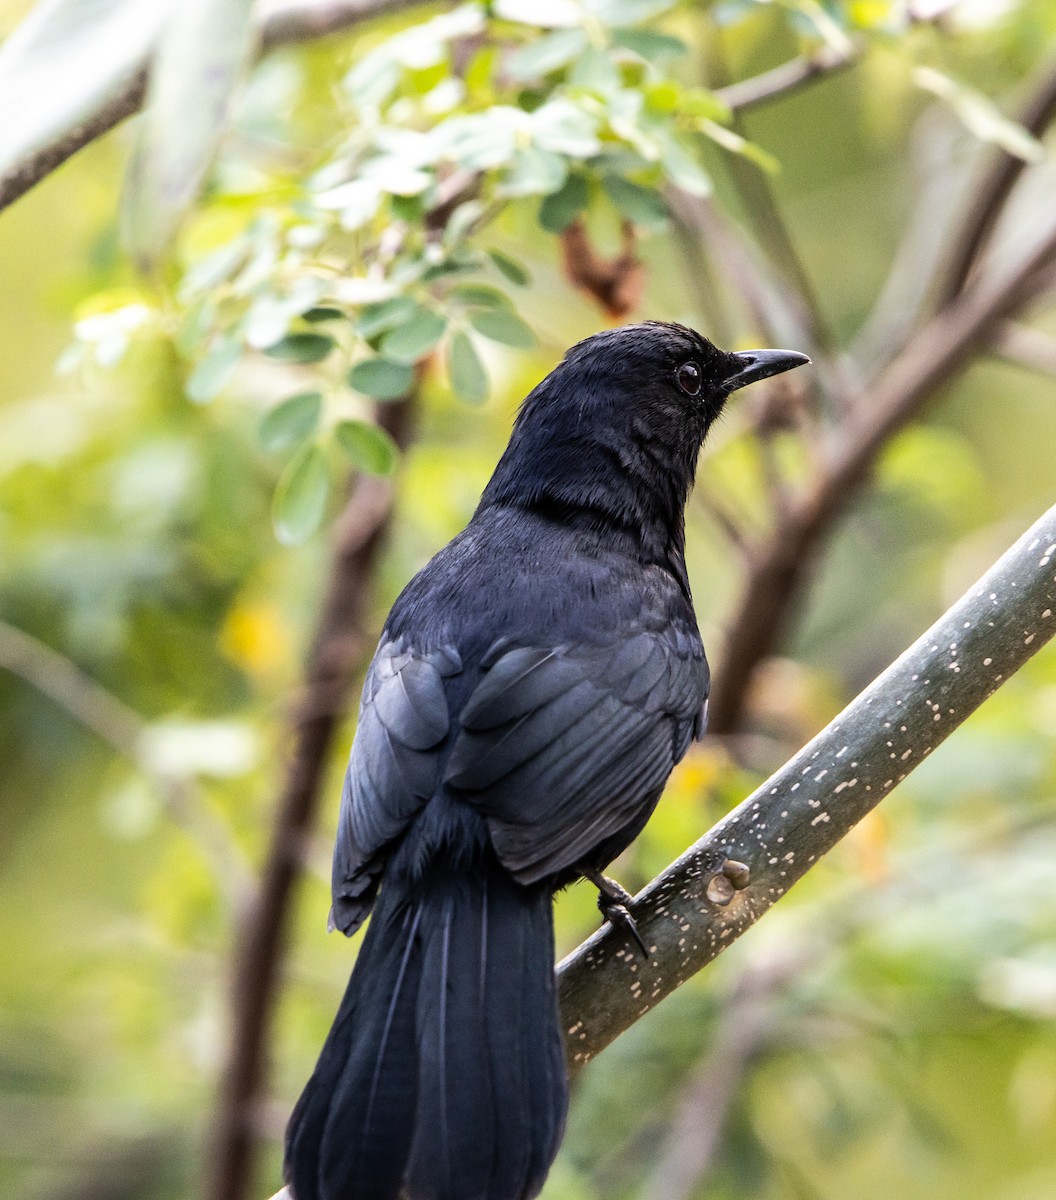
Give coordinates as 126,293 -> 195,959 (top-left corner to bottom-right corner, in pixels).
1,2 -> 1055,1199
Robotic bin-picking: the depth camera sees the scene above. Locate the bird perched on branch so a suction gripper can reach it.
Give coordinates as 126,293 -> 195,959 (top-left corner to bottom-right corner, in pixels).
285,321 -> 808,1200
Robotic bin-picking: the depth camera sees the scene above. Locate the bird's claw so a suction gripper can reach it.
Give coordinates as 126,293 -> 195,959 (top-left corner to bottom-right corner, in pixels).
578,864 -> 649,958
597,896 -> 649,959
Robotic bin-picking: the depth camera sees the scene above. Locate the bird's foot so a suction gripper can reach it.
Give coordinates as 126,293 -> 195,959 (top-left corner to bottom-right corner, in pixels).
580,865 -> 649,959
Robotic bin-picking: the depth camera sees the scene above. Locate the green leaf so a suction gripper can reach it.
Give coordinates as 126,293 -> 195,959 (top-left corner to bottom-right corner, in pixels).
334,419 -> 400,476
699,119 -> 780,173
488,249 -> 531,286
492,0 -> 582,27
303,307 -> 345,323
680,86 -> 732,123
347,358 -> 415,401
123,0 -> 255,270
504,144 -> 568,197
259,392 -> 323,452
273,443 -> 330,544
186,337 -> 241,402
913,66 -> 1045,163
612,28 -> 688,62
0,0 -> 171,180
568,48 -> 620,94
660,135 -> 712,197
357,296 -> 419,341
452,284 -> 512,309
379,309 -> 448,362
539,173 -> 589,233
505,28 -> 587,80
448,332 -> 488,405
602,175 -> 668,228
263,332 -> 335,364
469,309 -> 536,349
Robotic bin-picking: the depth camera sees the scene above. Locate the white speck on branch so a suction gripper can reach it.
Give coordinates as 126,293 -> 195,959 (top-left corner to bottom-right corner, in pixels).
557,499 -> 1056,1066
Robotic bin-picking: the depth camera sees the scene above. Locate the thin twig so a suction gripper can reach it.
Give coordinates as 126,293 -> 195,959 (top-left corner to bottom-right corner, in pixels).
992,320 -> 1056,376
0,0 -> 436,215
639,957 -> 796,1200
0,618 -> 250,901
205,398 -> 414,1200
715,45 -> 858,114
936,56 -> 1056,306
557,499 -> 1056,1063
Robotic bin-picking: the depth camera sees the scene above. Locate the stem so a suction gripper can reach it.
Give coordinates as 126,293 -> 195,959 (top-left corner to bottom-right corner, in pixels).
557,500 -> 1056,1064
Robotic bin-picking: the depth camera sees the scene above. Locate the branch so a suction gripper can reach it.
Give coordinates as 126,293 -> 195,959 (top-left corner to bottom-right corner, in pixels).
0,0 -> 435,215
714,45 -> 858,113
0,618 -> 250,901
993,319 -> 1056,377
639,958 -> 792,1200
557,498 -> 1056,1063
936,56 -> 1056,306
205,398 -> 414,1200
706,216 -> 1056,734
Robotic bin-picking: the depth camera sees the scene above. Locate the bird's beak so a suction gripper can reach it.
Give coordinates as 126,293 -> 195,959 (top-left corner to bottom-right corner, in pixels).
724,348 -> 810,392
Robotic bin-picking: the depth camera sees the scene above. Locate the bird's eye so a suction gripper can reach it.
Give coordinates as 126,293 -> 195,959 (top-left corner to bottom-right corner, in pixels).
676,361 -> 702,396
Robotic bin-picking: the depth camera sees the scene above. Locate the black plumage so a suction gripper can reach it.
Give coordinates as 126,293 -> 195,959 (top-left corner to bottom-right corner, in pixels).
285,321 -> 808,1200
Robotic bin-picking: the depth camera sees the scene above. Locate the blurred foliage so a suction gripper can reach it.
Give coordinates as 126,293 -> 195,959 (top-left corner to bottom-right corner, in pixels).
0,1 -> 1055,1199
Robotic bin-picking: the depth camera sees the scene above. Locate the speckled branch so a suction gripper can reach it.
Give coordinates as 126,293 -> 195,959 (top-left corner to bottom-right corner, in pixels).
557,501 -> 1056,1067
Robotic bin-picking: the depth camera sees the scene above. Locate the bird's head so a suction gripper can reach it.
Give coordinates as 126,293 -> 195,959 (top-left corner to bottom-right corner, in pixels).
480,322 -> 809,553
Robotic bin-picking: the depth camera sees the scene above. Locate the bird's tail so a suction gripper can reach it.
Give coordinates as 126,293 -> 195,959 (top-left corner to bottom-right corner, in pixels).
284,854 -> 568,1200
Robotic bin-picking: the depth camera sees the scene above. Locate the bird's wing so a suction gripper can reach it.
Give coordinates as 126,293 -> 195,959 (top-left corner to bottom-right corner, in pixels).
330,640 -> 461,934
445,630 -> 708,883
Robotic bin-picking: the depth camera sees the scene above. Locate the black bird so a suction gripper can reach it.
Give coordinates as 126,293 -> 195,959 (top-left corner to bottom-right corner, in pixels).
285,321 -> 808,1200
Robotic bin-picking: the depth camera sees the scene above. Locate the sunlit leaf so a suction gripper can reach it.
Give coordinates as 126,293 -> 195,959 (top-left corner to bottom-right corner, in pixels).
492,0 -> 582,27
123,0 -> 255,269
504,144 -> 569,196
0,0 -> 172,178
259,392 -> 323,452
505,28 -> 587,80
379,309 -> 448,362
568,48 -> 621,94
448,331 -> 488,404
334,419 -> 400,475
469,309 -> 536,349
699,119 -> 780,173
347,358 -> 415,400
612,28 -> 688,61
273,443 -> 329,543
660,134 -> 712,196
263,332 -> 335,364
186,337 -> 241,402
913,66 -> 1045,162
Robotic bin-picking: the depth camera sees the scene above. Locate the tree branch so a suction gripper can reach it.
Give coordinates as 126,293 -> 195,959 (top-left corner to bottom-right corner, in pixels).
205,398 -> 414,1200
0,618 -> 250,902
639,958 -> 791,1200
935,56 -> 1056,306
713,45 -> 858,114
992,319 -> 1056,377
706,217 -> 1056,734
0,0 -> 436,215
557,499 -> 1056,1064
